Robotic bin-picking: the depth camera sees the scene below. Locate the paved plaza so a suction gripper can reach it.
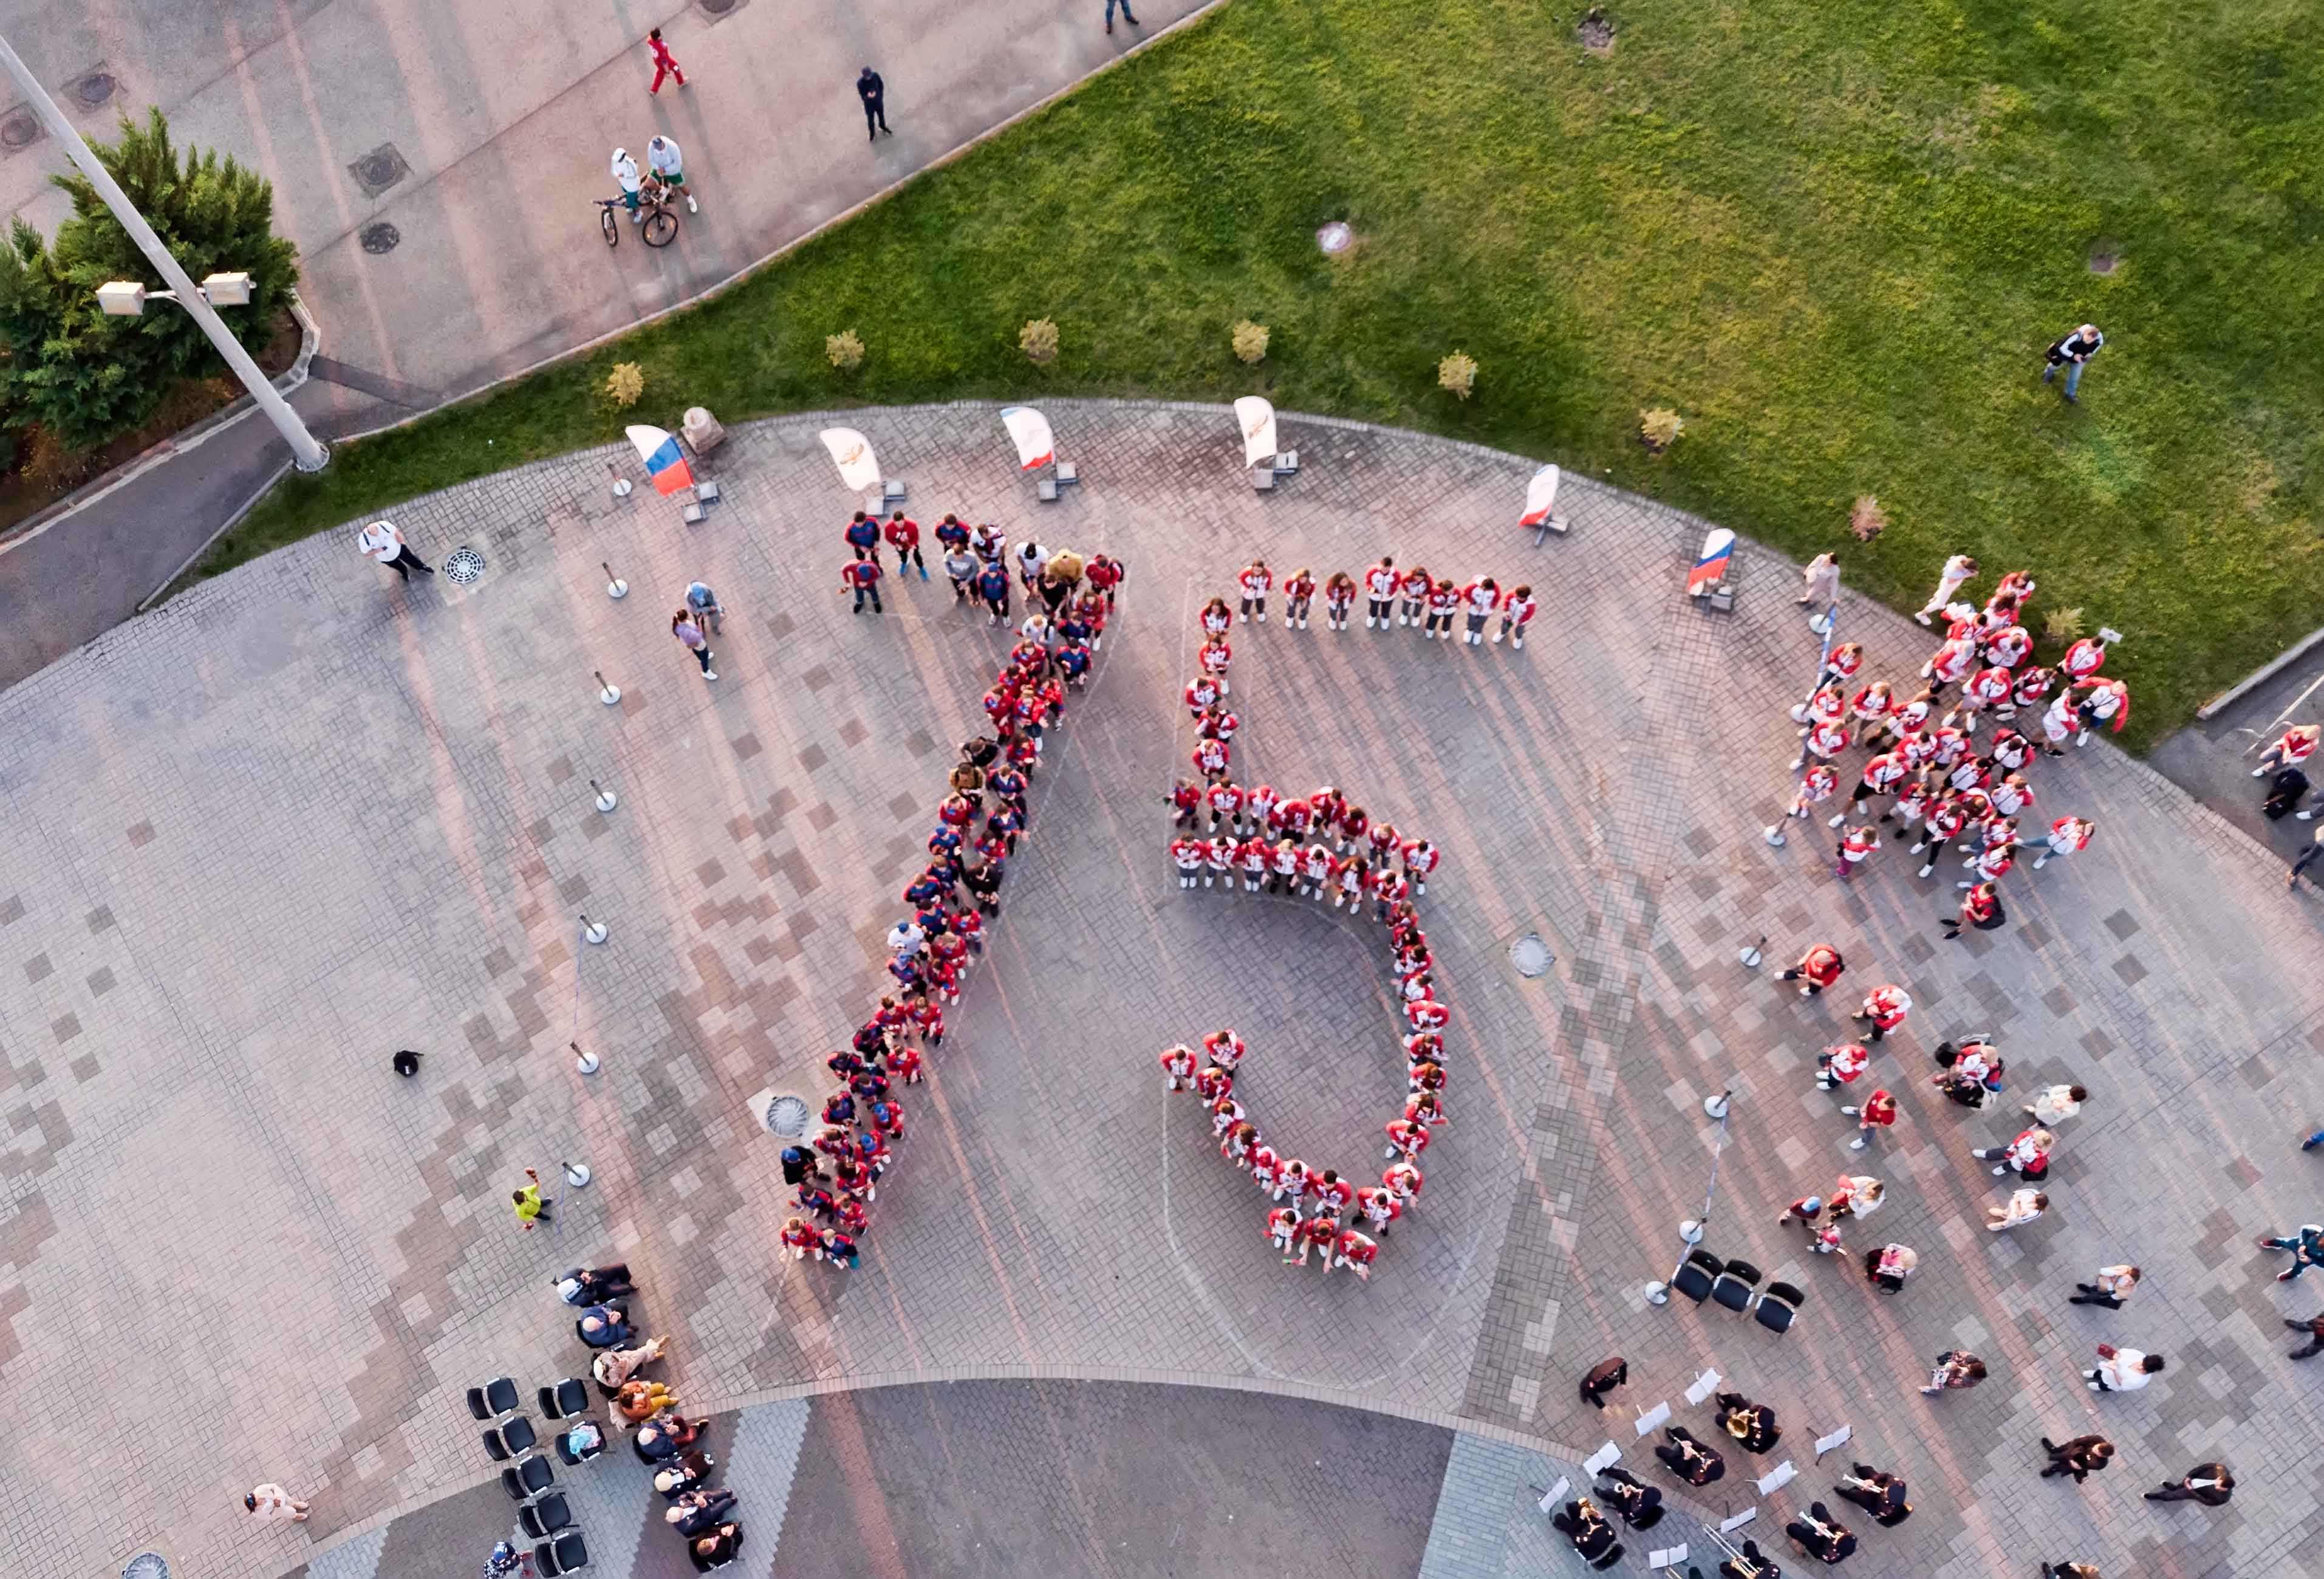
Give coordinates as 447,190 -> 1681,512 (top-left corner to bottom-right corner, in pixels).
0,402 -> 2319,1578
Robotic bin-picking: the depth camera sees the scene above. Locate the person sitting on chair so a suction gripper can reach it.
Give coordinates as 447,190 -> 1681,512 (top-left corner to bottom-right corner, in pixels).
652,1449 -> 714,1501
1654,1425 -> 1726,1485
688,1522 -> 743,1572
666,1488 -> 739,1536
555,1264 -> 636,1305
1834,1463 -> 1910,1526
1595,1465 -> 1664,1529
1784,1501 -> 1857,1564
1719,1538 -> 1783,1579
1717,1391 -> 1783,1454
575,1304 -> 634,1348
1551,1498 -> 1618,1561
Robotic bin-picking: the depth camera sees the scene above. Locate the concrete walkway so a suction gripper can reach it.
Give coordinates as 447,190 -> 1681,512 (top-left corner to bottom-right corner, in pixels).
3,404 -> 2320,1579
0,0 -> 1213,693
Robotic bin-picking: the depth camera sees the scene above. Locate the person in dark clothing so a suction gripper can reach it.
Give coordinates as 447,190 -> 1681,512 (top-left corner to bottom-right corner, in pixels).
1655,1425 -> 1724,1485
576,1305 -> 634,1348
2041,324 -> 2104,402
779,1146 -> 811,1187
1579,1355 -> 1628,1409
1721,1538 -> 1783,1578
1716,1391 -> 1782,1454
689,1521 -> 743,1571
2144,1464 -> 2233,1505
2039,1564 -> 2100,1579
1594,1466 -> 1663,1529
1104,0 -> 1140,32
2287,1312 -> 2324,1359
2039,1435 -> 2113,1482
1833,1464 -> 1910,1526
1783,1502 -> 1856,1564
961,735 -> 1001,769
961,858 -> 1003,916
391,1049 -> 422,1077
666,1488 -> 738,1535
857,69 -> 890,139
555,1266 -> 635,1304
1550,1500 -> 1620,1567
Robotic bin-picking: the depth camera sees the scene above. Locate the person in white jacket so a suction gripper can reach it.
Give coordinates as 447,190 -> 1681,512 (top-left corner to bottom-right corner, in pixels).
645,134 -> 696,213
610,146 -> 643,222
1915,553 -> 1977,625
2085,1344 -> 2164,1392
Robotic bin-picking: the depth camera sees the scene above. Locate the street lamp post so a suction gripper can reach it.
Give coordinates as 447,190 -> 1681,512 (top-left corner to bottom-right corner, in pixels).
0,31 -> 327,472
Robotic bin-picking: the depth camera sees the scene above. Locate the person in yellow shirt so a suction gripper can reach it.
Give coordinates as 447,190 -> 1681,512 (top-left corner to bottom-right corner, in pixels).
512,1167 -> 552,1230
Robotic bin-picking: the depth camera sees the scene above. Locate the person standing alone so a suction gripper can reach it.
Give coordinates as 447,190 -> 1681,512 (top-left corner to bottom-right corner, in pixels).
357,519 -> 433,582
858,68 -> 891,140
2042,324 -> 2104,403
1106,0 -> 1141,33
645,27 -> 686,94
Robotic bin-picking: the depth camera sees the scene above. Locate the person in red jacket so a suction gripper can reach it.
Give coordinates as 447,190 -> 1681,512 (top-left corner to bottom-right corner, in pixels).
1852,984 -> 1911,1043
1237,560 -> 1273,623
841,556 -> 883,614
645,26 -> 687,94
1283,567 -> 1317,628
1780,943 -> 1845,998
1840,1087 -> 1898,1151
883,512 -> 926,579
1942,880 -> 2004,940
1330,1227 -> 1378,1279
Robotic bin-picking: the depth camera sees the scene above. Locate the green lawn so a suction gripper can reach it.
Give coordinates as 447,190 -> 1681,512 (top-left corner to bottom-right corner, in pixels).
210,0 -> 2323,748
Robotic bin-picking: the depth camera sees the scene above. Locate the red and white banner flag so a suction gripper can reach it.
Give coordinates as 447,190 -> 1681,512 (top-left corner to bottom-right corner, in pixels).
1520,464 -> 1560,527
999,406 -> 1055,470
1234,396 -> 1278,470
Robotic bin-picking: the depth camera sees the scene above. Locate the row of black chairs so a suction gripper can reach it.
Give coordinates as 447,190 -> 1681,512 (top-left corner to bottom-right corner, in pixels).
1670,1251 -> 1804,1332
469,1376 -> 593,1422
472,1376 -> 601,1575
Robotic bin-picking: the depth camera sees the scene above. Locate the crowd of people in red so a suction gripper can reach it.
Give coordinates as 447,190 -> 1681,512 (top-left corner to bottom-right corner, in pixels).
779,540 -> 1122,1270
1157,576 -> 1453,1279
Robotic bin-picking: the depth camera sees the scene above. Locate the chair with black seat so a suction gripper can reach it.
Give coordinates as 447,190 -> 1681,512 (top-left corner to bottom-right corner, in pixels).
467,1386 -> 496,1421
1754,1281 -> 1805,1334
482,1376 -> 520,1416
483,1417 -> 538,1459
554,1426 -> 606,1466
518,1492 -> 573,1540
1711,1258 -> 1763,1312
1670,1248 -> 1723,1304
482,1430 -> 511,1462
535,1530 -> 589,1575
1590,1541 -> 1625,1572
499,1454 -> 555,1500
539,1379 -> 590,1420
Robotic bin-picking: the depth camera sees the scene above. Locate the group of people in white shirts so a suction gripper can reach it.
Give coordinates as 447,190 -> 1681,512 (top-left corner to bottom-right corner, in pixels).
1220,557 -> 1539,648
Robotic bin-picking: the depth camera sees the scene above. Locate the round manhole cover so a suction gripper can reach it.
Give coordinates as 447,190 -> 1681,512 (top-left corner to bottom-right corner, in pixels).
699,0 -> 738,12
356,152 -> 400,188
122,1555 -> 172,1579
1509,933 -> 1554,978
74,72 -> 117,108
762,1094 -> 811,1139
1,113 -> 39,149
360,222 -> 401,255
1316,221 -> 1353,255
442,546 -> 487,586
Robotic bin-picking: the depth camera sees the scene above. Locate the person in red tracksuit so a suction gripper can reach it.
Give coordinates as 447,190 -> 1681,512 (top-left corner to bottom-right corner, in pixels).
1237,560 -> 1274,623
1283,567 -> 1317,628
1852,984 -> 1910,1043
645,27 -> 687,94
841,557 -> 883,614
884,512 -> 926,579
1780,944 -> 1845,998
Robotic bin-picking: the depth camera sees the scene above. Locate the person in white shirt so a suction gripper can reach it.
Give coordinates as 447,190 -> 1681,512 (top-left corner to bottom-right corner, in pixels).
2025,1084 -> 2087,1126
1799,552 -> 1839,609
610,146 -> 644,221
1986,1187 -> 2047,1231
2069,1264 -> 2139,1310
244,1483 -> 309,1522
1013,539 -> 1051,591
355,519 -> 432,581
645,134 -> 696,213
2085,1343 -> 2164,1392
1915,553 -> 1977,625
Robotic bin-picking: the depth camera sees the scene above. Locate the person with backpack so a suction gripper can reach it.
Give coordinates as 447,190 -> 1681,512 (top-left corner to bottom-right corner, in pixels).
2041,323 -> 2104,402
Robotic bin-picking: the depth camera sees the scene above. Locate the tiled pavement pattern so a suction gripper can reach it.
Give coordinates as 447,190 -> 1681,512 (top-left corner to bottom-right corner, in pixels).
0,402 -> 2319,1578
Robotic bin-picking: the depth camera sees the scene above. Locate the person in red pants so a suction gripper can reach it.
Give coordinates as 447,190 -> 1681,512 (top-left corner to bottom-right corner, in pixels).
646,28 -> 686,94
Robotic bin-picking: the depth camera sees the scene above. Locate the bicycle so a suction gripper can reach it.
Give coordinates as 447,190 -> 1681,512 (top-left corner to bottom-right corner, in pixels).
598,190 -> 678,249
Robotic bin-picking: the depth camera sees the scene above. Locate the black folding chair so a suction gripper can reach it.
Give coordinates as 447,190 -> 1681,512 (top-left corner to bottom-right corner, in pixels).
480,1376 -> 520,1416
535,1530 -> 589,1575
518,1492 -> 573,1540
1711,1258 -> 1763,1312
539,1378 -> 591,1419
499,1454 -> 555,1500
1754,1281 -> 1805,1334
1670,1248 -> 1722,1304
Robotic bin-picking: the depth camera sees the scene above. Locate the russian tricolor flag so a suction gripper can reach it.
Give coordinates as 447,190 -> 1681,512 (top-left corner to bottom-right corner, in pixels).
626,424 -> 694,496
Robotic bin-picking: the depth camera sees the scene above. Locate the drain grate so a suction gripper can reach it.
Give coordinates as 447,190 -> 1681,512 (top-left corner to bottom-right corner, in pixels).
360,222 -> 401,255
1509,933 -> 1554,978
442,546 -> 487,586
760,1094 -> 811,1139
346,142 -> 411,199
0,109 -> 40,150
122,1555 -> 172,1579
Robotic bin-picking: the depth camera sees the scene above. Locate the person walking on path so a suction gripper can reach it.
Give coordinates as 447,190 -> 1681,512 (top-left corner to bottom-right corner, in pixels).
1779,942 -> 1845,998
858,68 -> 892,139
2042,324 -> 2104,402
646,27 -> 686,94
2039,1436 -> 2113,1482
2255,724 -> 2322,780
244,1484 -> 310,1522
2084,1343 -> 2164,1392
357,519 -> 433,582
2285,1313 -> 2324,1359
1919,1350 -> 1985,1394
1986,1187 -> 2048,1231
1974,1126 -> 2053,1179
1799,551 -> 1839,610
1106,0 -> 1141,33
2025,1084 -> 2087,1126
645,134 -> 696,213
2257,1223 -> 2324,1282
1840,1087 -> 1898,1150
2031,816 -> 2094,871
1579,1355 -> 1629,1409
2289,824 -> 2324,889
842,557 -> 884,615
1915,553 -> 1977,625
513,1166 -> 552,1230
1941,880 -> 2004,940
1851,983 -> 1910,1043
2144,1464 -> 2233,1506
672,609 -> 717,679
2069,1264 -> 2140,1309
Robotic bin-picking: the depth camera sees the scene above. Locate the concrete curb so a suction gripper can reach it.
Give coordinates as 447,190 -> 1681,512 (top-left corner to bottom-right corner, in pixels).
2197,621 -> 2324,721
